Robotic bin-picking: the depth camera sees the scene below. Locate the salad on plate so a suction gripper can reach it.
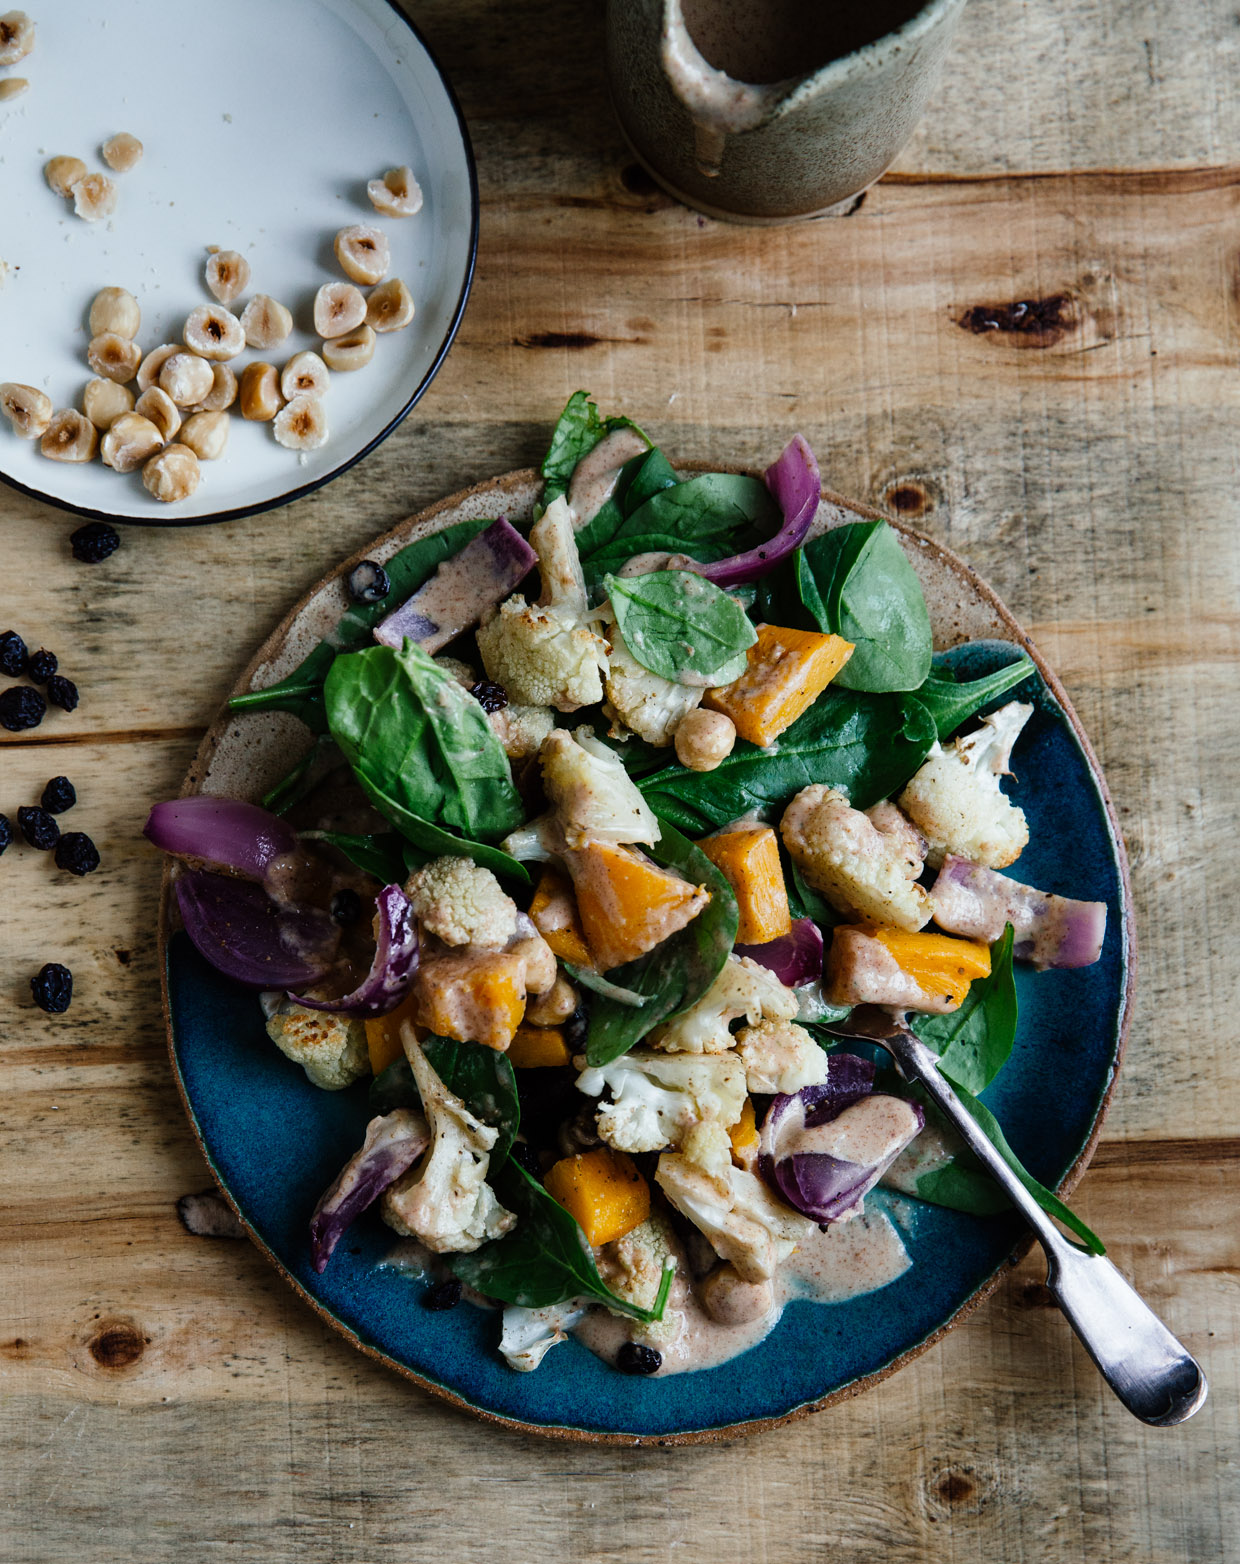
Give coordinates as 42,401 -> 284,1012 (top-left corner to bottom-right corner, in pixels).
148,394 -> 1109,1379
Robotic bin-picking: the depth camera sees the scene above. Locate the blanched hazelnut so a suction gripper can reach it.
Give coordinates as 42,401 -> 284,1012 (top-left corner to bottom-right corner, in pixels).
134,386 -> 181,443
87,332 -> 142,383
239,362 -> 283,422
101,411 -> 163,472
89,286 -> 140,339
142,443 -> 200,503
82,377 -> 134,430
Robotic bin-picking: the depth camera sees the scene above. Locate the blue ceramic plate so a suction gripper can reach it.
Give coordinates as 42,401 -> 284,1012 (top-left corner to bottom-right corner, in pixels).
161,474 -> 1133,1443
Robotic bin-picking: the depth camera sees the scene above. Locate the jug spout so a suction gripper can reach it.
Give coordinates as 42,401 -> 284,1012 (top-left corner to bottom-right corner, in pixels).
660,0 -> 803,175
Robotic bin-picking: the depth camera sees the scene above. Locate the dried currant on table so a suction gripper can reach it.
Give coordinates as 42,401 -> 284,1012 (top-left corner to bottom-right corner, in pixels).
31,963 -> 73,1013
0,685 -> 45,730
55,831 -> 100,876
26,648 -> 57,683
41,776 -> 76,814
18,805 -> 59,850
46,675 -> 79,712
0,629 -> 27,678
70,521 -> 120,563
0,814 -> 11,855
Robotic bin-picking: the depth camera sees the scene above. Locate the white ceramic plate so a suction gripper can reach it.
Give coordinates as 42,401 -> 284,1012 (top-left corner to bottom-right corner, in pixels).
0,0 -> 476,525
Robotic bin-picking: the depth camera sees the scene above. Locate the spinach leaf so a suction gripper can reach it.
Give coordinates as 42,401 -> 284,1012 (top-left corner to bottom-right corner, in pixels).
604,570 -> 757,684
298,829 -> 408,884
585,819 -> 739,1067
913,926 -> 1017,1095
581,473 -> 780,585
368,1057 -> 419,1114
800,523 -> 933,692
325,640 -> 524,843
262,735 -> 341,814
915,655 -> 1035,740
227,518 -> 492,724
540,391 -> 649,505
639,689 -> 938,827
783,852 -> 842,928
421,1035 -> 520,1172
352,771 -> 530,885
574,448 -> 678,562
948,1082 -> 1105,1253
449,1161 -> 674,1322
911,1158 -> 1011,1217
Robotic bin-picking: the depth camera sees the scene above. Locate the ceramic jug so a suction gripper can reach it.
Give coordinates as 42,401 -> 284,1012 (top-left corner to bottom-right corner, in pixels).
606,0 -> 967,222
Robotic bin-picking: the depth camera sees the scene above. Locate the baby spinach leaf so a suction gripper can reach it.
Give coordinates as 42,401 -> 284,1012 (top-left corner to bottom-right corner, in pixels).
297,829 -> 408,884
541,391 -> 649,505
449,1161 -> 674,1322
948,1083 -> 1105,1253
581,473 -> 780,585
325,640 -> 524,843
574,448 -> 678,562
351,771 -> 530,885
227,518 -> 492,725
800,522 -> 933,692
911,1158 -> 1012,1217
368,1057 -> 419,1114
639,689 -> 938,827
422,1035 -> 520,1172
604,570 -> 757,684
915,655 -> 1035,740
262,735 -> 342,814
585,819 -> 739,1068
913,926 -> 1017,1095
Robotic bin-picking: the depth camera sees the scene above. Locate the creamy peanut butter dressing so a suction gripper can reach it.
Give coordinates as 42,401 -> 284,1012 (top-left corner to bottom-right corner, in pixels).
566,427 -> 651,526
572,1205 -> 910,1375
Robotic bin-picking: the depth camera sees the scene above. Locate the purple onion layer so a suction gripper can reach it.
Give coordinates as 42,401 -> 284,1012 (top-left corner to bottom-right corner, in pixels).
735,917 -> 824,988
696,434 -> 821,588
292,884 -> 419,1018
145,795 -> 299,880
310,1109 -> 430,1272
175,869 -> 339,989
930,854 -> 1107,970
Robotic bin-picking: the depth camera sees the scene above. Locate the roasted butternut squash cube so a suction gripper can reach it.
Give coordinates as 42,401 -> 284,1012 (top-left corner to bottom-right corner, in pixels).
413,933 -> 555,1051
862,924 -> 991,998
507,1023 -> 572,1069
544,1147 -> 650,1246
728,1097 -> 759,1167
702,623 -> 854,747
698,824 -> 791,945
364,990 -> 421,1074
564,839 -> 710,972
528,866 -> 593,968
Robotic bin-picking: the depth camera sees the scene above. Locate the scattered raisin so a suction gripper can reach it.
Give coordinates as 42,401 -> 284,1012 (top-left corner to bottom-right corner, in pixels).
55,831 -> 99,876
616,1342 -> 662,1375
0,685 -> 45,730
424,1278 -> 463,1312
329,888 -> 362,925
0,814 -> 10,854
46,675 -> 79,712
70,521 -> 120,563
469,680 -> 508,713
508,1140 -> 541,1177
18,805 -> 59,850
26,648 -> 58,683
31,963 -> 73,1013
0,629 -> 27,678
562,1003 -> 590,1054
346,559 -> 391,604
41,776 -> 76,814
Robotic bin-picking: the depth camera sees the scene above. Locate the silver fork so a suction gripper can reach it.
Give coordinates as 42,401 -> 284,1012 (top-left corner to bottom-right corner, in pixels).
828,1007 -> 1208,1427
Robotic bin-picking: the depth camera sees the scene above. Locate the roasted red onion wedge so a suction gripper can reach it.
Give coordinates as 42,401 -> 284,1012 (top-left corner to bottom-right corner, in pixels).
292,883 -> 419,1018
930,855 -> 1107,970
373,517 -> 537,654
175,869 -> 339,989
696,434 -> 820,589
760,1058 -> 924,1225
310,1108 -> 430,1272
145,795 -> 298,880
735,917 -> 824,988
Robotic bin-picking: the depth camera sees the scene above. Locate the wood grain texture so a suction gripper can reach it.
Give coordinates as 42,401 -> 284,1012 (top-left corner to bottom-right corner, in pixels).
1,0 -> 1237,1558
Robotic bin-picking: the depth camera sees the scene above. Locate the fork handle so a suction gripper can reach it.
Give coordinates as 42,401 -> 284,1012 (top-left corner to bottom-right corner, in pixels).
886,1028 -> 1208,1427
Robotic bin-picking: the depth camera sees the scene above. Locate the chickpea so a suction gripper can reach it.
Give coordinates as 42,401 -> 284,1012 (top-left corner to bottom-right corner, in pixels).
525,974 -> 579,1027
699,1265 -> 775,1326
674,708 -> 737,772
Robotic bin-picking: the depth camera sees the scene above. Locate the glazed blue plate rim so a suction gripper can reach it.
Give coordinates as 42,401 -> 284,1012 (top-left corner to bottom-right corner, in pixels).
159,479 -> 1134,1445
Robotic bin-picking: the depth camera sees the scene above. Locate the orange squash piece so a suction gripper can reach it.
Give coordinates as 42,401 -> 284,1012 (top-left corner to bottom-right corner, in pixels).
544,1148 -> 651,1246
702,623 -> 854,747
507,1024 -> 572,1069
364,990 -> 421,1075
413,946 -> 529,1051
728,1097 -> 760,1166
698,824 -> 791,945
859,925 -> 991,999
528,866 -> 593,968
563,839 -> 710,972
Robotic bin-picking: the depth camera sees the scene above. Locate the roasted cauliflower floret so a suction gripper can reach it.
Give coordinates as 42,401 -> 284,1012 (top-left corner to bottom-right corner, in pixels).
648,955 -> 798,1055
574,1049 -> 747,1153
602,610 -> 703,746
540,726 -> 660,848
490,702 -> 557,760
476,496 -> 608,711
735,1018 -> 830,1095
655,1121 -> 813,1283
598,1211 -> 685,1350
265,1001 -> 369,1090
780,784 -> 931,931
498,1301 -> 585,1372
897,701 -> 1033,869
380,1036 -> 516,1253
404,855 -> 519,951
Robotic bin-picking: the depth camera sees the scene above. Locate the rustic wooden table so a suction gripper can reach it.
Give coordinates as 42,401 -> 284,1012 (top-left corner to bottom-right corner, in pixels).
3,1 -> 1237,1559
